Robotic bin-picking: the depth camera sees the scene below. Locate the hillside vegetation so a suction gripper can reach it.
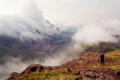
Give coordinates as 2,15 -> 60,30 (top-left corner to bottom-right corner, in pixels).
6,43 -> 120,80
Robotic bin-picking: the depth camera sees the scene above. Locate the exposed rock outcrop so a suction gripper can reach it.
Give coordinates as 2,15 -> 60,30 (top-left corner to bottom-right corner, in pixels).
6,50 -> 120,80
6,64 -> 46,80
21,64 -> 44,75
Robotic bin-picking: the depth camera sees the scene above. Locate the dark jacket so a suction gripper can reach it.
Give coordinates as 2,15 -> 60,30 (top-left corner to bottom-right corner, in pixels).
100,54 -> 104,60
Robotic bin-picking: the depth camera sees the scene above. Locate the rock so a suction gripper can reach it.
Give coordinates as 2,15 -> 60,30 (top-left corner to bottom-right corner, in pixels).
116,71 -> 120,76
48,67 -> 53,71
67,68 -> 72,72
75,72 -> 81,75
6,64 -> 44,80
6,72 -> 21,80
75,78 -> 81,80
86,75 -> 96,79
6,64 -> 56,80
21,64 -> 44,75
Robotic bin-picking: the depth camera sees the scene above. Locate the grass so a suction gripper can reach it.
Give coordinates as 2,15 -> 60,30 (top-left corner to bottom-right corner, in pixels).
89,50 -> 120,70
98,43 -> 120,52
104,50 -> 120,70
18,69 -> 79,80
88,51 -> 96,55
18,49 -> 120,80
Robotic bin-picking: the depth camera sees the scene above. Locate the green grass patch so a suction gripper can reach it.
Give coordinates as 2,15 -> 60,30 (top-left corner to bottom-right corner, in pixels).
88,52 -> 96,55
18,69 -> 79,80
89,50 -> 120,70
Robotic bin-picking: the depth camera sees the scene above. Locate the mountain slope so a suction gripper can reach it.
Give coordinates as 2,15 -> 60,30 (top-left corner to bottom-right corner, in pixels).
6,49 -> 120,80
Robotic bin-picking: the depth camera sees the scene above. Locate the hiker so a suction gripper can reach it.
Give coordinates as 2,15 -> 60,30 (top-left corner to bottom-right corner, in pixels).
100,52 -> 104,66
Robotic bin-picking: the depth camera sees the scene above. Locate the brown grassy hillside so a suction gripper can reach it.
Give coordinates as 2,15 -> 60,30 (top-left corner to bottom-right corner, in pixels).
6,50 -> 120,80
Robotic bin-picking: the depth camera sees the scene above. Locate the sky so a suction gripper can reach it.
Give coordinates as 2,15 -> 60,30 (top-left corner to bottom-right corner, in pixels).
0,0 -> 120,26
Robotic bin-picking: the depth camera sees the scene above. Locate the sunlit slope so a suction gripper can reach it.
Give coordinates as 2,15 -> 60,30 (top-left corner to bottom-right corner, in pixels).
9,49 -> 120,80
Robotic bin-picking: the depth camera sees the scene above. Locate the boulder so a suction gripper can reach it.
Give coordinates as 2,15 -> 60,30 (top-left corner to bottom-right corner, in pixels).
21,64 -> 44,75
75,78 -> 81,80
116,71 -> 120,76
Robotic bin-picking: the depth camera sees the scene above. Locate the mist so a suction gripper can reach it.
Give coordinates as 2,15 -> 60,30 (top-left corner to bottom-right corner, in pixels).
0,4 -> 59,79
0,4 -> 57,41
73,19 -> 120,46
0,1 -> 120,80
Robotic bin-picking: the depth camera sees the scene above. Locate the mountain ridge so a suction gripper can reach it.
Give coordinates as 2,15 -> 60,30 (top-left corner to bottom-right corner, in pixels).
6,48 -> 120,80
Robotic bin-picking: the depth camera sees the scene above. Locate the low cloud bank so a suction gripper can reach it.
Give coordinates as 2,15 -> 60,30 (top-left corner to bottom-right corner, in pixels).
0,4 -> 57,41
73,19 -> 120,47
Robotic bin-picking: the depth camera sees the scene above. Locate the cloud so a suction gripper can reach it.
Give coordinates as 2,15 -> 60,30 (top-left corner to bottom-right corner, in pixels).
73,19 -> 120,46
0,3 -> 57,41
